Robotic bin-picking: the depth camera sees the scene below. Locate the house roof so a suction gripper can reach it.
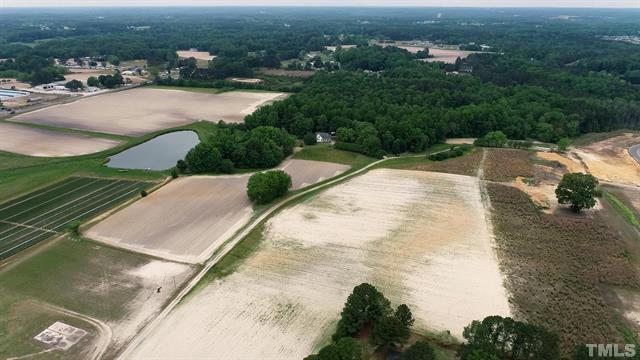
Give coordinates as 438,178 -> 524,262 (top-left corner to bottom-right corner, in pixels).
316,132 -> 331,139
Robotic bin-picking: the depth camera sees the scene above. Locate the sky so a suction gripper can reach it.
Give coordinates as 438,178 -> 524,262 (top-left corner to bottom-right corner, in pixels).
1,0 -> 639,8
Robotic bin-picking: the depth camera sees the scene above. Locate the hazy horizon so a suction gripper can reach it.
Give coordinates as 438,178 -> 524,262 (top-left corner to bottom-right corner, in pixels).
1,0 -> 639,9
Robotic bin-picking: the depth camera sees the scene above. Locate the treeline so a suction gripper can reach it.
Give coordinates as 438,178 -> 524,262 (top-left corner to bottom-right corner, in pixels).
244,46 -> 639,156
177,123 -> 295,174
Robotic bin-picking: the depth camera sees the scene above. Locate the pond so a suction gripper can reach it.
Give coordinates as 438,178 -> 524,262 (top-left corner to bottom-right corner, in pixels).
107,131 -> 199,170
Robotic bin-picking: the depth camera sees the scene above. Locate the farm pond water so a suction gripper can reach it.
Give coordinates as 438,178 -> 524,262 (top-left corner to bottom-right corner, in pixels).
107,131 -> 199,170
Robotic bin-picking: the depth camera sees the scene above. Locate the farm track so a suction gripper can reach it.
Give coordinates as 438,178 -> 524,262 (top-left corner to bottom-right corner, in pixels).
115,154 -> 411,359
0,177 -> 152,260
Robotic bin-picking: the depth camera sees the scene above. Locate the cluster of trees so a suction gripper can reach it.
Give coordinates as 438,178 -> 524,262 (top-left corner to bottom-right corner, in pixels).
307,284 -> 560,360
459,315 -> 560,359
246,170 -> 292,204
306,283 -> 418,359
0,55 -> 66,85
245,45 -> 639,156
64,79 -> 83,91
178,123 -> 295,174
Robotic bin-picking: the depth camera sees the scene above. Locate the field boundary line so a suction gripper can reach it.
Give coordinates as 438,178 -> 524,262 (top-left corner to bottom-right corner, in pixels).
0,220 -> 58,234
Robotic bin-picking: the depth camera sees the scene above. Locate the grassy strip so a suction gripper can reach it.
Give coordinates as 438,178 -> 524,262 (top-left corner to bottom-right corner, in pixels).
603,191 -> 640,230
293,143 -> 376,167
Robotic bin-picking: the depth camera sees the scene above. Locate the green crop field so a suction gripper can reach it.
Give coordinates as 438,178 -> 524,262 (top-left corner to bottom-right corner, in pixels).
0,177 -> 152,261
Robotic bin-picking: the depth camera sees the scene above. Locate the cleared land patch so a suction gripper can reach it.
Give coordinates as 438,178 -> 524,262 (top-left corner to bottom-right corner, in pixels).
483,148 -> 534,182
573,133 -> 640,186
0,176 -> 152,261
129,169 -> 510,359
87,159 -> 346,264
0,122 -> 121,157
12,87 -> 286,136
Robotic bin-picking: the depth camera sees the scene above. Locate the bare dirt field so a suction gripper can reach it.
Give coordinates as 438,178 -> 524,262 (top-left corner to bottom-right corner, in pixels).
0,122 -> 121,157
419,48 -> 484,64
445,138 -> 477,145
129,169 -> 510,359
176,50 -> 216,61
278,159 -> 349,189
12,88 -> 287,136
573,133 -> 640,186
87,159 -> 348,264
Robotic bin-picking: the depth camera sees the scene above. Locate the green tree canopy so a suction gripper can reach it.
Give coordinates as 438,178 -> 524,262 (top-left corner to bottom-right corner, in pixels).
246,170 -> 292,204
458,315 -> 560,360
400,341 -> 436,360
555,172 -> 601,212
370,315 -> 411,352
333,283 -> 392,340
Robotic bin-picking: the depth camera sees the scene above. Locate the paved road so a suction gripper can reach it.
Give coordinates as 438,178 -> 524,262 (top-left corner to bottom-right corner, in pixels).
630,144 -> 640,165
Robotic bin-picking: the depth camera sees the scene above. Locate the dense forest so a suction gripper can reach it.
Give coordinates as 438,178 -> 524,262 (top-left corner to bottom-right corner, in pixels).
1,7 -> 640,149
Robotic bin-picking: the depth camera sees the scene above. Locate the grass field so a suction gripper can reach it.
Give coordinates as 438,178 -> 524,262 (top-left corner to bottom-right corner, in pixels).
0,177 -> 152,261
0,237 -> 194,359
293,144 -> 376,168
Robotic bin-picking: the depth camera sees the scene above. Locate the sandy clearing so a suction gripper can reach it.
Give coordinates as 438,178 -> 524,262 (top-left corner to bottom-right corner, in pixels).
536,151 -> 586,173
0,122 -> 121,157
130,169 -> 510,359
12,88 -> 287,136
446,138 -> 476,145
419,48 -> 483,64
574,133 -> 640,186
108,259 -> 194,350
176,50 -> 216,61
87,159 -> 347,264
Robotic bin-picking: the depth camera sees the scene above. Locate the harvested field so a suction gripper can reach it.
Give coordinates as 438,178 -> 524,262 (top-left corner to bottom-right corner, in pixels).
87,159 -> 346,264
129,169 -> 510,359
419,48 -> 484,64
0,238 -> 194,359
483,148 -> 534,182
176,50 -> 216,61
488,183 -> 640,355
573,133 -> 640,185
278,159 -> 349,189
87,175 -> 252,264
445,138 -> 476,145
0,176 -> 152,261
12,88 -> 287,136
0,122 -> 121,157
